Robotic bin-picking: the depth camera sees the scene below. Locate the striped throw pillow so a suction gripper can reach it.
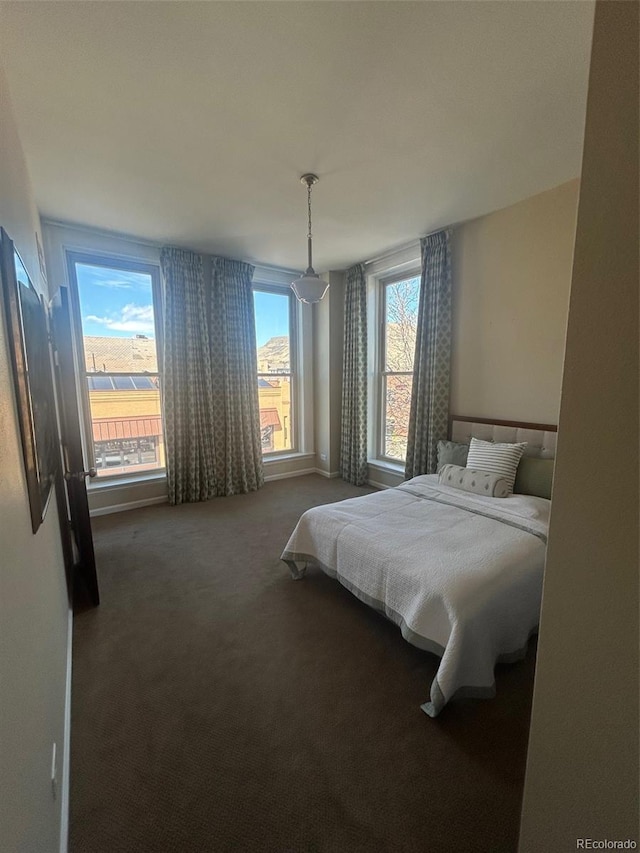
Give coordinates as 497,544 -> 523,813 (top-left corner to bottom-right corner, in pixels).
466,438 -> 527,495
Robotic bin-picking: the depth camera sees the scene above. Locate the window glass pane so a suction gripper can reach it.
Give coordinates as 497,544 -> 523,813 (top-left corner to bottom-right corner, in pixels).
131,376 -> 156,390
254,290 -> 293,454
254,291 -> 290,373
94,436 -> 162,473
112,376 -> 135,390
76,263 -> 158,373
87,375 -> 113,391
384,277 -> 420,372
384,374 -> 413,461
87,375 -> 165,477
257,375 -> 293,453
75,260 -> 163,477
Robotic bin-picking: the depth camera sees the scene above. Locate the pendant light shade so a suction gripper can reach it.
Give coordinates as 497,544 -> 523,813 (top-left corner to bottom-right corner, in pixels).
291,273 -> 329,304
291,174 -> 329,304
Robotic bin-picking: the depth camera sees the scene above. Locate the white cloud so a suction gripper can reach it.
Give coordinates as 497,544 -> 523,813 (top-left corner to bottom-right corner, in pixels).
86,303 -> 155,334
94,279 -> 133,290
122,304 -> 154,323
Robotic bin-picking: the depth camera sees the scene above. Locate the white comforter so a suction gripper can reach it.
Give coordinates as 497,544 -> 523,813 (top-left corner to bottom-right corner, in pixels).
281,474 -> 550,717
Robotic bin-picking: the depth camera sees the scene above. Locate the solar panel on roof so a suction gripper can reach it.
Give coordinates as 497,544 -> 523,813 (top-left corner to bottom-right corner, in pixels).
132,377 -> 155,390
87,376 -> 113,391
113,376 -> 135,390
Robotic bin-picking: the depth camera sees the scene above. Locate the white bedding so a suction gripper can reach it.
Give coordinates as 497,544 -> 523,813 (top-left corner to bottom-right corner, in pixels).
281,474 -> 550,717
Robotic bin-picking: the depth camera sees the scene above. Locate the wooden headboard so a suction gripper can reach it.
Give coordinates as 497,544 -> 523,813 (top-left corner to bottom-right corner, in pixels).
448,416 -> 558,459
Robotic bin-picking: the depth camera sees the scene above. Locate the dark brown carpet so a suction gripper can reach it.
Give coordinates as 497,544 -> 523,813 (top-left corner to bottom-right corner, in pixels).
70,475 -> 535,853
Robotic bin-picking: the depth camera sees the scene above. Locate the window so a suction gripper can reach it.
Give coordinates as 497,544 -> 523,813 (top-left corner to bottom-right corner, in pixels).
253,287 -> 296,455
67,253 -> 164,479
379,274 -> 420,462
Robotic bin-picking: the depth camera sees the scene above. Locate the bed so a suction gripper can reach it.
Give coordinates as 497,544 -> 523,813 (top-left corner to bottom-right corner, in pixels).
281,417 -> 557,717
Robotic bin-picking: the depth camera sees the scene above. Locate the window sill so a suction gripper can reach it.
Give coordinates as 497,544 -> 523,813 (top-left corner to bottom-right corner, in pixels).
263,451 -> 316,465
88,454 -> 315,488
88,472 -> 167,491
367,459 -> 405,476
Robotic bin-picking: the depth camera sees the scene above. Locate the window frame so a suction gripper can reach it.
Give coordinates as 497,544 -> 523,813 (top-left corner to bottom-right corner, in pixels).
65,250 -> 165,482
253,282 -> 298,457
374,267 -> 422,466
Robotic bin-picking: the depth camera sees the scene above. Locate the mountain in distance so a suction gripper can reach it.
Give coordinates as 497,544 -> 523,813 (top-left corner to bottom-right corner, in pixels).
256,324 -> 417,374
257,336 -> 290,372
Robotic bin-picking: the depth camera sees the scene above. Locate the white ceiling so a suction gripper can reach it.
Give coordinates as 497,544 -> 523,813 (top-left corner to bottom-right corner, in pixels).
0,1 -> 594,272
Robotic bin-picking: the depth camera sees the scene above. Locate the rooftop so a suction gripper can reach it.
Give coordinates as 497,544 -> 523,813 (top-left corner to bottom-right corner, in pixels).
83,335 -> 158,374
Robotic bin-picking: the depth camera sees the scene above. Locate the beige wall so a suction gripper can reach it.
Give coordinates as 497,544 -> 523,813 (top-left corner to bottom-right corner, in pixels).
368,184 -> 579,490
0,54 -> 71,852
313,271 -> 345,477
451,179 -> 579,425
519,1 -> 638,848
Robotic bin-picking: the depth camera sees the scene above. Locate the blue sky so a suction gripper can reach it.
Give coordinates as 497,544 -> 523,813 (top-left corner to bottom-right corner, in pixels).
76,264 -> 157,338
253,290 -> 289,347
77,263 -> 288,346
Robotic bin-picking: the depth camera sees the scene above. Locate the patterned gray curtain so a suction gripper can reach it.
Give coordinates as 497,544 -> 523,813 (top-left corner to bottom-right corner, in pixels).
404,230 -> 452,479
340,263 -> 368,485
209,257 -> 264,496
160,250 -> 264,503
160,248 -> 217,505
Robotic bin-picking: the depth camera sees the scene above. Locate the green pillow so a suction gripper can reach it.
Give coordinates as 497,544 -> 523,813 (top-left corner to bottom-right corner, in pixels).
514,456 -> 554,500
436,440 -> 469,472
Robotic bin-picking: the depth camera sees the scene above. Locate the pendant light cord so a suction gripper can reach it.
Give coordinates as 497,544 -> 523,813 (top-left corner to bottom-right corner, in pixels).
307,181 -> 313,272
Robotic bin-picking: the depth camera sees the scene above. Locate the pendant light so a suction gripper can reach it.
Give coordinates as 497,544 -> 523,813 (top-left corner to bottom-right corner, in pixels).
291,174 -> 329,304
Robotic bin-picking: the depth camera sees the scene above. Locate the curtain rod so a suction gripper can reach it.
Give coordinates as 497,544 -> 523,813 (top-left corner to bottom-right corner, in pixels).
364,239 -> 420,266
363,226 -> 449,266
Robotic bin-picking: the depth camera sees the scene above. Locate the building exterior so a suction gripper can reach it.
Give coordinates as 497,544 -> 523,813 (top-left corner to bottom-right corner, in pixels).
82,335 -> 164,476
82,334 -> 292,475
257,334 -> 292,453
258,377 -> 291,452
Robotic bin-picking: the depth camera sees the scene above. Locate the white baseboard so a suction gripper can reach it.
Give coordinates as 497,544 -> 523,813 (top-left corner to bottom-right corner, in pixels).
89,495 -> 168,517
90,469 -> 347,512
59,607 -> 72,853
264,467 -> 317,482
367,478 -> 393,490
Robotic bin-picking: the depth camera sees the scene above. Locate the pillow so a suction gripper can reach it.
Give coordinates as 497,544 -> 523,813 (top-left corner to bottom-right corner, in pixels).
438,464 -> 511,498
436,440 -> 469,472
514,456 -> 554,500
466,437 -> 527,495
